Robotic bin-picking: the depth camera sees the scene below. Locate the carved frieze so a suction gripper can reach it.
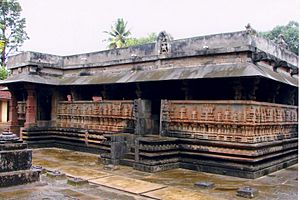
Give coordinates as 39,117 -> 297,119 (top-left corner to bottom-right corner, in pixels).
161,100 -> 298,143
56,100 -> 134,133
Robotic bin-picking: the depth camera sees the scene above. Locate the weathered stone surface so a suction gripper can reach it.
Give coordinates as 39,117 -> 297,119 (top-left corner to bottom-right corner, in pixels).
0,169 -> 40,188
194,181 -> 215,189
46,170 -> 66,179
103,164 -> 119,171
142,186 -> 216,200
89,175 -> 165,194
31,165 -> 46,174
0,133 -> 40,187
134,99 -> 153,135
0,149 -> 32,172
67,177 -> 88,186
0,142 -> 27,151
7,31 -> 298,71
236,186 -> 259,198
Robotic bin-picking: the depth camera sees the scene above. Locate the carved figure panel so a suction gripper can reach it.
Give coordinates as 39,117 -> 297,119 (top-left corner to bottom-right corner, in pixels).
57,100 -> 134,133
161,100 -> 298,144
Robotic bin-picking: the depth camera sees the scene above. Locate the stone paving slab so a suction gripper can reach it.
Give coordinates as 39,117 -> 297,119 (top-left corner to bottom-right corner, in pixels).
59,166 -> 110,180
142,186 -> 219,200
90,175 -> 166,194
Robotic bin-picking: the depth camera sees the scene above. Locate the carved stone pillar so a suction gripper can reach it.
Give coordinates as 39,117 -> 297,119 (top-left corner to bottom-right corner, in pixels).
233,79 -> 243,100
101,85 -> 108,100
70,86 -> 78,101
181,81 -> 192,100
246,78 -> 260,100
134,99 -> 152,135
135,83 -> 142,99
267,84 -> 280,103
24,85 -> 37,128
7,88 -> 19,135
279,87 -> 296,105
51,88 -> 58,126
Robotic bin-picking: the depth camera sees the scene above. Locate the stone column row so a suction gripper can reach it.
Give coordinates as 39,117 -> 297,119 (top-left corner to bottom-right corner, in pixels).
8,85 -> 37,136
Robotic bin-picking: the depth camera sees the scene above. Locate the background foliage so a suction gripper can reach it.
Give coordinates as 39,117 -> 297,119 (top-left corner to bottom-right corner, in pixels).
260,21 -> 299,55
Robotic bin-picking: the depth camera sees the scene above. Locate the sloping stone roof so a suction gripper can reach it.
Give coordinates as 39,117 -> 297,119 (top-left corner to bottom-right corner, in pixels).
1,30 -> 298,87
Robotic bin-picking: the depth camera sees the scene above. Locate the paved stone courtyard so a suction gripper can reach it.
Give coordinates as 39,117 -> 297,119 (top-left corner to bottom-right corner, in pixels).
0,148 -> 297,200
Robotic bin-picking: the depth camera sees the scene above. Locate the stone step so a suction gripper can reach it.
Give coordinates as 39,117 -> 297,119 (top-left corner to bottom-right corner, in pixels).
120,158 -> 135,167
124,152 -> 135,160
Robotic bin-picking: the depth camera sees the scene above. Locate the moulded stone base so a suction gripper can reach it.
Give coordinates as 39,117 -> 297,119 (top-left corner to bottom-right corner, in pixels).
133,162 -> 180,172
0,169 -> 40,188
179,156 -> 298,179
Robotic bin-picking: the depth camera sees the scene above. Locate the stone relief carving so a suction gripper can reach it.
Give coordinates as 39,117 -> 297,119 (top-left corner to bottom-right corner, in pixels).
161,100 -> 298,143
276,34 -> 290,50
57,100 -> 134,133
157,31 -> 171,55
245,23 -> 257,35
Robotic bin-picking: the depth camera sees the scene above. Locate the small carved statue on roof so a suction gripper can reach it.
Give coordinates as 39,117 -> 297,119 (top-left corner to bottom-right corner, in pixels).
157,31 -> 171,55
245,23 -> 257,35
276,34 -> 289,50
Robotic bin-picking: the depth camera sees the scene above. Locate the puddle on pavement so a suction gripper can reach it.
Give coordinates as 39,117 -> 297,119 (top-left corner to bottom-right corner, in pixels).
33,158 -> 62,169
33,148 -> 100,169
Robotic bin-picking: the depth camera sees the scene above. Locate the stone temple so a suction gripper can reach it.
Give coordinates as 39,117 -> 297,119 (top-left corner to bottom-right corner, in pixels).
0,28 -> 298,179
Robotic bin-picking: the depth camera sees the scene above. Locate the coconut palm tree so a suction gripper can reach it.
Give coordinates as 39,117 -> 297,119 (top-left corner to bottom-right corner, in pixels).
104,18 -> 131,49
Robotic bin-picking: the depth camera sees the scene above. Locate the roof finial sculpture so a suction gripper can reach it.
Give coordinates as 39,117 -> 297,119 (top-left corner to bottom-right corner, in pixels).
276,34 -> 289,50
245,23 -> 257,35
157,31 -> 171,55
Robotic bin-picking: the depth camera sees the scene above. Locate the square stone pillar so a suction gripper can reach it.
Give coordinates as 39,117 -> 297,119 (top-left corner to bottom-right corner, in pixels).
134,99 -> 152,135
51,88 -> 59,126
7,90 -> 19,135
24,85 -> 37,128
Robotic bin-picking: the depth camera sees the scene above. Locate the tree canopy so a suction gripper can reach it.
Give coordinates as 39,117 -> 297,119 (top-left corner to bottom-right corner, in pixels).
260,21 -> 299,55
125,33 -> 157,47
0,0 -> 29,66
104,19 -> 161,49
104,18 -> 131,49
0,66 -> 7,79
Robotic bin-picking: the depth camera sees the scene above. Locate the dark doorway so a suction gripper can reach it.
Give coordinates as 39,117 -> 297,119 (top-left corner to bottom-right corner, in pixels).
37,91 -> 52,120
151,99 -> 161,134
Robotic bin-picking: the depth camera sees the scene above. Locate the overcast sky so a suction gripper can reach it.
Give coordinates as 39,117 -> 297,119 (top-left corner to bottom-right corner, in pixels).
18,0 -> 299,56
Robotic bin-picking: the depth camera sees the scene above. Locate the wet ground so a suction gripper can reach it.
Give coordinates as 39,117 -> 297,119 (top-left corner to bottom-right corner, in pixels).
0,148 -> 297,200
